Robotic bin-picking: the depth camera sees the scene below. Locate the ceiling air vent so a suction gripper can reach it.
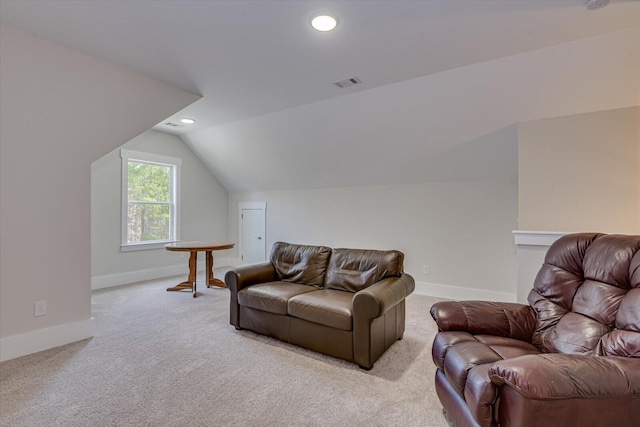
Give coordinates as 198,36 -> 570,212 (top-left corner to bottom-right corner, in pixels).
586,0 -> 609,9
334,77 -> 361,89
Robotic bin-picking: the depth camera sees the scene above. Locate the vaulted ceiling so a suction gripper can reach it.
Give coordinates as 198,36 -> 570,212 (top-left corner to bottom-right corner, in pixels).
2,0 -> 639,191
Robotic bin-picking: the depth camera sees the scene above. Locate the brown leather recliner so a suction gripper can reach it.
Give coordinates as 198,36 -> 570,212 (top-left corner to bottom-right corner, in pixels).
430,233 -> 640,427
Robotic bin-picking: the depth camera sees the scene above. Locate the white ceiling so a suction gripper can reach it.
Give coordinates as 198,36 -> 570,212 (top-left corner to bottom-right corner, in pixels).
2,0 -> 639,191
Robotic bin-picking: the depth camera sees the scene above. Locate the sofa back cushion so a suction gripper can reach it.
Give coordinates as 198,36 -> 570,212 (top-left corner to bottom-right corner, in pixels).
325,248 -> 404,293
270,242 -> 332,288
528,233 -> 640,357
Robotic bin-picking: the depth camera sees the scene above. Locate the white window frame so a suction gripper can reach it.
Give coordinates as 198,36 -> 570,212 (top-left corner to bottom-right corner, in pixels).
120,149 -> 181,252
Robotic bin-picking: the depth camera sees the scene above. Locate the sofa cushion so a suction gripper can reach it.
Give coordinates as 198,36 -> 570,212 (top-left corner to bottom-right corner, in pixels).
432,331 -> 477,371
595,330 -> 640,357
325,248 -> 403,292
529,233 -> 640,355
237,281 -> 318,315
288,289 -> 353,331
435,333 -> 540,427
435,333 -> 540,398
270,242 -> 332,288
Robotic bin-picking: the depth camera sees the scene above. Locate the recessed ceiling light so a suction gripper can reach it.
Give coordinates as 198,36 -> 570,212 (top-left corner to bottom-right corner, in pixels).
311,15 -> 338,32
180,118 -> 196,124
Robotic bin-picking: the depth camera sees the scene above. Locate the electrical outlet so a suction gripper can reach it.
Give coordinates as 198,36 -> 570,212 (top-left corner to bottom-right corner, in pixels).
422,265 -> 430,275
34,300 -> 47,317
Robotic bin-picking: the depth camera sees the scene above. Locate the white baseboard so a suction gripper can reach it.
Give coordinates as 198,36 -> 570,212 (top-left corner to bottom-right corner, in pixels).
413,281 -> 516,302
92,264 -> 186,290
92,261 -> 515,302
224,257 -> 243,267
214,257 -> 234,268
217,258 -> 268,268
0,318 -> 94,362
91,258 -> 235,290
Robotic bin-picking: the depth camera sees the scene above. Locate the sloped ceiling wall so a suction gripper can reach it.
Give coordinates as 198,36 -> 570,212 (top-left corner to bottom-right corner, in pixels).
0,25 -> 199,349
182,27 -> 640,193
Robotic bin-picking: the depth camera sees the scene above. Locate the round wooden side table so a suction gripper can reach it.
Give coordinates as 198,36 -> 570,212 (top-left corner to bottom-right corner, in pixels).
164,241 -> 235,297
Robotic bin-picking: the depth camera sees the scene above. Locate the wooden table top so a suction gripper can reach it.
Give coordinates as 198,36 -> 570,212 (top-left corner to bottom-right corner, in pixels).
164,241 -> 235,251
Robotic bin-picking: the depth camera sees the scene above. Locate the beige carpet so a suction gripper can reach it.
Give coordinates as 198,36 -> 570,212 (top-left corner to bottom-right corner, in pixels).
0,274 -> 450,427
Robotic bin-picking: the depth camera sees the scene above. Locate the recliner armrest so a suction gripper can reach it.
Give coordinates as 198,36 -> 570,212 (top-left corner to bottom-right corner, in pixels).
225,262 -> 276,294
430,301 -> 536,342
489,353 -> 640,399
353,274 -> 415,319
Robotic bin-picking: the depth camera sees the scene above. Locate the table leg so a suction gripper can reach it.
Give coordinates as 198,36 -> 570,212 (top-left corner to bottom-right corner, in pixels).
206,251 -> 212,288
206,250 -> 226,289
167,250 -> 198,297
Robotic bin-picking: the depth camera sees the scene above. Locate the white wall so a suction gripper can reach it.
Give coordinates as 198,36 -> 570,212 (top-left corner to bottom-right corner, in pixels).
518,106 -> 640,233
184,27 -> 640,194
0,25 -> 199,361
229,178 -> 518,301
91,130 -> 228,288
513,107 -> 640,303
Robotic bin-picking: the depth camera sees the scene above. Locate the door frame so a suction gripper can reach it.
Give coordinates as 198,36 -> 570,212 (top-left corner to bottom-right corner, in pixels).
238,201 -> 267,265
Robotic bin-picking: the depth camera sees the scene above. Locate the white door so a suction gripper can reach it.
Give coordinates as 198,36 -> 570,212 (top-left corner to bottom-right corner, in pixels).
241,208 -> 266,265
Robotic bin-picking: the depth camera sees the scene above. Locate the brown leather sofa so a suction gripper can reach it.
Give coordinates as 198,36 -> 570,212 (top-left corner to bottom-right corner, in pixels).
225,242 -> 415,369
430,233 -> 640,427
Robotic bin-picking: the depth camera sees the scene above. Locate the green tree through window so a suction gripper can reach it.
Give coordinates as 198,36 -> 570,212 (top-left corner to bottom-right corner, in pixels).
120,149 -> 180,250
127,161 -> 172,242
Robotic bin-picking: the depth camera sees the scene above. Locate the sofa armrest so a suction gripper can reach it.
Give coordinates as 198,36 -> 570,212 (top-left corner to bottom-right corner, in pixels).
489,353 -> 640,400
225,262 -> 276,327
353,274 -> 415,319
430,300 -> 536,342
225,262 -> 276,293
353,273 -> 415,369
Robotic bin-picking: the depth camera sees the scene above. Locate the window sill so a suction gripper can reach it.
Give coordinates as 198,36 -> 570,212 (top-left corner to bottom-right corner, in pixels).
120,241 -> 172,252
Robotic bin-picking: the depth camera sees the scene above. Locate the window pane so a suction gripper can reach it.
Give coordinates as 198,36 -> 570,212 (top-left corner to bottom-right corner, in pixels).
127,203 -> 170,242
128,161 -> 170,202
